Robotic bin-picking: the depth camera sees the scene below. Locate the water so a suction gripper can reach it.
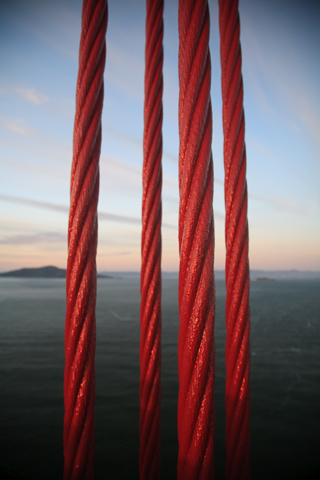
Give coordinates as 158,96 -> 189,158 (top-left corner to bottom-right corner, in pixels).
0,277 -> 319,479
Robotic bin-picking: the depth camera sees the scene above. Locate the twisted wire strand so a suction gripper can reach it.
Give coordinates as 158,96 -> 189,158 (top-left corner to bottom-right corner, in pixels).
139,0 -> 163,478
64,1 -> 108,478
178,1 -> 215,478
218,1 -> 251,478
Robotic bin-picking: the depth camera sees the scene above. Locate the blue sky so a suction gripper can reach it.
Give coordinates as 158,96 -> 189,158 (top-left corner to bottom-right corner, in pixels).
0,0 -> 319,272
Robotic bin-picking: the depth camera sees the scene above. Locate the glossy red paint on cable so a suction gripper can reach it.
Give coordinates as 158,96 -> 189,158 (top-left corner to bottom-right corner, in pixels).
219,1 -> 251,478
178,1 -> 215,478
64,1 -> 108,479
140,1 -> 163,479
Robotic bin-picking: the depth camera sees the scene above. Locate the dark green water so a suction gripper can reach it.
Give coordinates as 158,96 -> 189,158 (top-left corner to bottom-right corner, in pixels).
0,277 -> 319,479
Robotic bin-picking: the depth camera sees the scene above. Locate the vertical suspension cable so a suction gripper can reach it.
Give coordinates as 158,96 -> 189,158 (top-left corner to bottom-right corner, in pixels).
139,0 -> 163,479
177,1 -> 215,478
63,1 -> 108,479
218,1 -> 251,479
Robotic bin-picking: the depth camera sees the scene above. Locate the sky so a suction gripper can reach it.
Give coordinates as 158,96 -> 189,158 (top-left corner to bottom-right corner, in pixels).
0,0 -> 319,272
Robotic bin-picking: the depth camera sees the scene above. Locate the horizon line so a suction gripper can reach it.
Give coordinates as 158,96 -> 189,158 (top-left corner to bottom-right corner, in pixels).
1,265 -> 320,275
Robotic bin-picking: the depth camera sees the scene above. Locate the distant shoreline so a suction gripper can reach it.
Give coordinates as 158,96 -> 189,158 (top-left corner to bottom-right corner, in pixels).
251,277 -> 275,282
0,266 -> 319,280
0,266 -> 111,279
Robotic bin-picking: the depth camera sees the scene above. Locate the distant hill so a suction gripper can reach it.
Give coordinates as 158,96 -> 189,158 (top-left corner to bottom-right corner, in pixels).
1,267 -> 319,280
0,266 -> 111,279
0,266 -> 66,278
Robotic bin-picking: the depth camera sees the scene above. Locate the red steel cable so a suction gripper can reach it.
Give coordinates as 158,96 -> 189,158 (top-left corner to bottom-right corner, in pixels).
218,1 -> 251,478
140,0 -> 163,478
178,1 -> 215,478
63,1 -> 108,478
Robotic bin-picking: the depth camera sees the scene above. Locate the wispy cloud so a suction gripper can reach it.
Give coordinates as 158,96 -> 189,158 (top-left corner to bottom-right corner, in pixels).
0,231 -> 66,245
0,194 -> 176,229
98,250 -> 132,257
103,125 -> 180,175
101,154 -> 141,178
15,87 -> 48,105
6,121 -> 28,135
213,209 -> 224,221
249,192 -> 306,215
0,158 -> 67,182
100,151 -> 180,200
99,210 -> 140,225
214,177 -> 224,186
0,117 -> 29,135
0,194 -> 68,214
0,119 -> 72,167
0,80 -> 74,121
99,210 -> 175,230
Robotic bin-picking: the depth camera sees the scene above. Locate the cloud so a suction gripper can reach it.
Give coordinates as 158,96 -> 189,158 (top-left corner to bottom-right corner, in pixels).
0,194 -> 176,229
100,151 -> 180,200
99,210 -> 140,225
0,194 -> 68,214
0,231 -> 66,245
99,250 -> 132,257
99,210 -> 176,230
15,87 -> 48,105
0,158 -> 67,182
249,192 -> 306,215
0,117 -> 29,135
103,125 -> 180,179
213,209 -> 224,221
101,154 -> 141,178
214,177 -> 224,186
0,119 -> 73,169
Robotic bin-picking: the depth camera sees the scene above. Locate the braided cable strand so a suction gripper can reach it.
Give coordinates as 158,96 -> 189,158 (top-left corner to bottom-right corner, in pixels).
218,1 -> 251,478
64,1 -> 108,478
178,1 -> 215,478
139,0 -> 163,478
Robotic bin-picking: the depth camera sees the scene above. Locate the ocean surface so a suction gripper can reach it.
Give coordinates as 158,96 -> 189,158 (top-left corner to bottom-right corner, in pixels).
0,276 -> 319,479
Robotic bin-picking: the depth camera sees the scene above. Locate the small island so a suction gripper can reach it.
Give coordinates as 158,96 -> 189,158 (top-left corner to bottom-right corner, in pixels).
0,266 -> 110,279
251,277 -> 275,282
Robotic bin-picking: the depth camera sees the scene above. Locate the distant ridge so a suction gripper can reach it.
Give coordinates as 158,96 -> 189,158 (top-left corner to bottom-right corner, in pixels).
0,267 -> 319,280
0,266 -> 66,278
0,266 -> 111,279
